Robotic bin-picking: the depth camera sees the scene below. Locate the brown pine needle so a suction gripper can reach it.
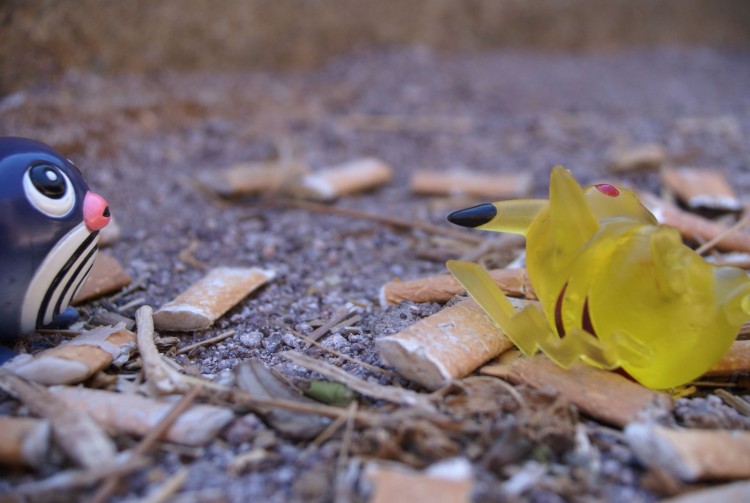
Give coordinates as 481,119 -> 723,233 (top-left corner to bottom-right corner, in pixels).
177,330 -> 237,355
282,323 -> 400,378
307,306 -> 353,344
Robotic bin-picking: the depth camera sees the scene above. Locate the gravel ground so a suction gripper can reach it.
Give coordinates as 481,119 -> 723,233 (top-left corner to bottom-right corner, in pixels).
2,46 -> 750,502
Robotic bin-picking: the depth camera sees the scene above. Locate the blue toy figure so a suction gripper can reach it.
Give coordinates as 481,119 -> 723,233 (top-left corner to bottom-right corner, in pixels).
0,137 -> 110,341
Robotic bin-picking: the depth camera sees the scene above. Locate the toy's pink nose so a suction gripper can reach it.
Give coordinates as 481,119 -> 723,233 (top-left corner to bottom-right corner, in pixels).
83,191 -> 111,232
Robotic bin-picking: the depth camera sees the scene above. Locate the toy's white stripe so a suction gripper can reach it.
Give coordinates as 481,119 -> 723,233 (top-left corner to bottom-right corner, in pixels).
42,238 -> 98,325
20,223 -> 96,332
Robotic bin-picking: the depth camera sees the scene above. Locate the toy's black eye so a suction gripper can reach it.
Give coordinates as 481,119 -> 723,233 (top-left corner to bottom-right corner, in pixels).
29,165 -> 67,198
23,164 -> 76,218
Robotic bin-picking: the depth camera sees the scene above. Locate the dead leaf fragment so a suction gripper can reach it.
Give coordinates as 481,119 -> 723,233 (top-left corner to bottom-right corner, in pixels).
235,360 -> 329,440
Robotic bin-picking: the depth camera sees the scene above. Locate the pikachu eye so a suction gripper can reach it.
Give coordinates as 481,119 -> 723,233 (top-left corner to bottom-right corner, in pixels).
24,164 -> 76,218
595,183 -> 620,197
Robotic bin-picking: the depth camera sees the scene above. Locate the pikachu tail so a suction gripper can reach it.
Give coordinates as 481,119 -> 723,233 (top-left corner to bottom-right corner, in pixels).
446,260 -> 620,369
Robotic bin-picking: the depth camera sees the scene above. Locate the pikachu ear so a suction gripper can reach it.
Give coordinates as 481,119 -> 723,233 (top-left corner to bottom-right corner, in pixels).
548,166 -> 599,252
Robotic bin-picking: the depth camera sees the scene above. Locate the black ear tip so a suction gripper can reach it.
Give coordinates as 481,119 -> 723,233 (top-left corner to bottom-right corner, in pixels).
447,203 -> 497,228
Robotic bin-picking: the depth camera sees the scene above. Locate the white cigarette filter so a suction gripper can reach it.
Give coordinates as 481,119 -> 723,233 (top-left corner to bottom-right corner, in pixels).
154,267 -> 275,331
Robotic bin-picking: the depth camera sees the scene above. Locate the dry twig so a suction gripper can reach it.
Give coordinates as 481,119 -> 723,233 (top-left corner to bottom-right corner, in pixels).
136,306 -> 190,395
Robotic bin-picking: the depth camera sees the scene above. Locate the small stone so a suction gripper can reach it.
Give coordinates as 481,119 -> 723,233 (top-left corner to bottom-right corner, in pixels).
281,333 -> 299,348
262,332 -> 282,352
240,331 -> 263,348
322,334 -> 348,350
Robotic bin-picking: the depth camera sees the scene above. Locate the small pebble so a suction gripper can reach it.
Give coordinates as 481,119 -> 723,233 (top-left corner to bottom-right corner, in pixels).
240,331 -> 263,348
262,332 -> 283,351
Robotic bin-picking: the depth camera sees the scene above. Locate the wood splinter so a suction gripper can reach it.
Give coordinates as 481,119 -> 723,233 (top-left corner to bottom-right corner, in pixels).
380,268 -> 535,307
153,267 -> 275,332
376,298 -> 518,390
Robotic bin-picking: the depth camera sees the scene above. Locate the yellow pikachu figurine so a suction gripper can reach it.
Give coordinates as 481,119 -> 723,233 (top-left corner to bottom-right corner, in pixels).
446,166 -> 750,389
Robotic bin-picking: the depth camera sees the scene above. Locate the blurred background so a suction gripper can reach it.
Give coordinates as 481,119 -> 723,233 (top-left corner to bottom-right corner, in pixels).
3,0 -> 750,94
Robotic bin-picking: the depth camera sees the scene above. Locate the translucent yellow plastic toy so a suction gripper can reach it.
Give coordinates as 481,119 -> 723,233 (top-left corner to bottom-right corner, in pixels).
446,166 -> 750,389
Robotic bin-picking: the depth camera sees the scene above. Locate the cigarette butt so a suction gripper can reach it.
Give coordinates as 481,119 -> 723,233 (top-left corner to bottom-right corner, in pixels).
196,161 -> 309,197
661,166 -> 741,212
410,170 -> 532,199
625,424 -> 750,481
293,158 -> 393,201
480,352 -> 673,428
376,298 -> 516,390
3,325 -> 136,385
640,192 -> 750,252
367,458 -> 473,503
73,253 -> 132,305
0,371 -> 117,468
153,267 -> 275,331
0,416 -> 50,469
705,340 -> 750,376
608,144 -> 666,173
659,480 -> 750,503
380,268 -> 535,307
50,386 -> 234,447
